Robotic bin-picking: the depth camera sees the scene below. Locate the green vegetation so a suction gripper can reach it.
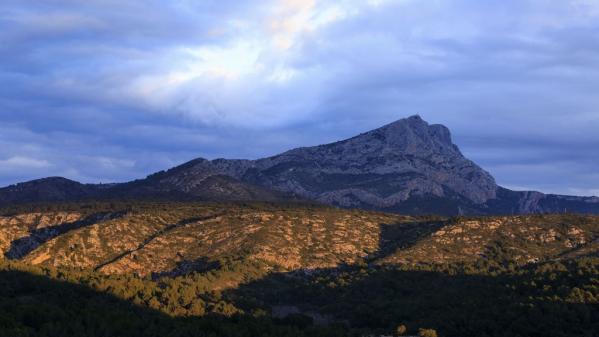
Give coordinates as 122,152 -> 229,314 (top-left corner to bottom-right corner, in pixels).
0,261 -> 348,337
1,256 -> 597,337
237,259 -> 599,336
1,202 -> 598,336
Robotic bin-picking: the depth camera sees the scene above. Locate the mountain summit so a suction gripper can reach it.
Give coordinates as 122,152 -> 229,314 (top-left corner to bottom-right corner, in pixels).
196,115 -> 498,212
1,116 -> 598,215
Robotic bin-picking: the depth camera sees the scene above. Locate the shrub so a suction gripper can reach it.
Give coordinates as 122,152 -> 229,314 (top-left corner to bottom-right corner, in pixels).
418,328 -> 438,337
396,324 -> 408,335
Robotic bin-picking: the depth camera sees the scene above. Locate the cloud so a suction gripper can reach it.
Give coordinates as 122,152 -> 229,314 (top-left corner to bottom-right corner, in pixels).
0,156 -> 50,170
1,0 -> 598,195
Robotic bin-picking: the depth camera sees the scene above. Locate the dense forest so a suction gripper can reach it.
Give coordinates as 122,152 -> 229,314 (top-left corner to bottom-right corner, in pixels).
1,255 -> 597,336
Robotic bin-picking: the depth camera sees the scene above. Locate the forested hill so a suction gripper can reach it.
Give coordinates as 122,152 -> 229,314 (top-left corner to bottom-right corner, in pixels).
0,201 -> 598,336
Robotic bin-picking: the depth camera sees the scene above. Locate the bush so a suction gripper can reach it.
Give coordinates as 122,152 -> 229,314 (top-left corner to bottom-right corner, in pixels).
396,324 -> 407,335
418,328 -> 438,337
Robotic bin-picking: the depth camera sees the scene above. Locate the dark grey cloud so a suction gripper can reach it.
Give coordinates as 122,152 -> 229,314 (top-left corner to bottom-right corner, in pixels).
1,0 -> 598,196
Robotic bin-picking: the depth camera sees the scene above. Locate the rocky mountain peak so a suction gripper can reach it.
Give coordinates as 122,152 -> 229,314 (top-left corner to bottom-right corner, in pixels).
3,115 -> 599,215
210,115 -> 498,209
364,115 -> 458,156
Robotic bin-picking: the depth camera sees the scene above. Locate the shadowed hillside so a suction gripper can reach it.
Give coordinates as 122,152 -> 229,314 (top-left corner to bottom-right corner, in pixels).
1,202 -> 598,336
0,266 -> 350,337
228,261 -> 599,337
1,248 -> 597,337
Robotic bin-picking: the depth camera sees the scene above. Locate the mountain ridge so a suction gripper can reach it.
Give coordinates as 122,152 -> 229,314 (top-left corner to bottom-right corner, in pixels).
1,115 -> 597,215
150,115 -> 497,212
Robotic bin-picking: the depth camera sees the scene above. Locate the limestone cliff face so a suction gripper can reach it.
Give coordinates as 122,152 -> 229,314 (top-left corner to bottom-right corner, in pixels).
176,115 -> 498,212
149,115 -> 598,215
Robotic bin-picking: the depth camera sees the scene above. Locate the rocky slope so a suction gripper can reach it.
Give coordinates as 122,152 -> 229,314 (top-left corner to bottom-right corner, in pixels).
379,213 -> 599,265
2,203 -> 598,279
212,115 -> 498,211
1,115 -> 598,215
0,203 -> 411,278
2,202 -> 598,337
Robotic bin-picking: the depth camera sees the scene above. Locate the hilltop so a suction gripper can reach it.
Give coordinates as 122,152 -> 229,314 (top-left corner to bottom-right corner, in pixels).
2,202 -> 598,277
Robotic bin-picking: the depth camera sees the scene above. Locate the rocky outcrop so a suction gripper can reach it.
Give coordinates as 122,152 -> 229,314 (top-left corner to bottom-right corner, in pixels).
8,204 -> 410,277
381,214 -> 599,265
3,203 -> 598,277
227,115 -> 497,207
0,212 -> 83,257
135,115 -> 500,214
4,211 -> 125,260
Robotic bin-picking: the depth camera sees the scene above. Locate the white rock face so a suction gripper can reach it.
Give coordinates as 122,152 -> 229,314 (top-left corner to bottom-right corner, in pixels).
181,115 -> 498,210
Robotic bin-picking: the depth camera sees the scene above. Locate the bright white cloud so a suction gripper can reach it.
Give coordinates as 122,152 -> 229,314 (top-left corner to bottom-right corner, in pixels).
122,0 -> 427,127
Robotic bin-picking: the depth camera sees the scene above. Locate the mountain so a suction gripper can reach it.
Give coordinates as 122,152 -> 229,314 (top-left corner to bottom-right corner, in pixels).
204,115 -> 498,213
0,177 -> 99,205
1,115 -> 598,215
106,165 -> 296,202
0,171 -> 295,205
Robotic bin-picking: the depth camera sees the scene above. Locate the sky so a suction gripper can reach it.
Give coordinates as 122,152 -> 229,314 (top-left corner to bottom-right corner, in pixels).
1,0 -> 599,196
